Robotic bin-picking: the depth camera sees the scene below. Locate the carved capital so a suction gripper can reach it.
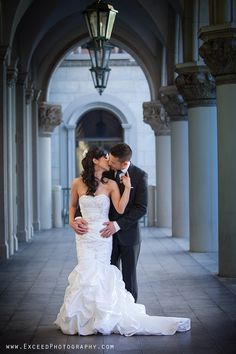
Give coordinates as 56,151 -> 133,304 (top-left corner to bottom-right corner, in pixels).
7,67 -> 18,88
143,100 -> 170,136
159,85 -> 188,121
199,24 -> 236,84
25,88 -> 34,104
38,102 -> 62,135
175,65 -> 216,107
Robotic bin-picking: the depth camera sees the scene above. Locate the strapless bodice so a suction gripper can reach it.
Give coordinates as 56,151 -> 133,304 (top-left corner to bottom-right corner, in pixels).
79,194 -> 110,222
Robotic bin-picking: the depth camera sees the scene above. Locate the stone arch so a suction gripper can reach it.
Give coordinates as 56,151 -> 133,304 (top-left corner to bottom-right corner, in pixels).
59,93 -> 137,186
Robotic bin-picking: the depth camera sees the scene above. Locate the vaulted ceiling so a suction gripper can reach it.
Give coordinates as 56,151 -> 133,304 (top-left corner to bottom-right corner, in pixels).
2,0 -> 183,98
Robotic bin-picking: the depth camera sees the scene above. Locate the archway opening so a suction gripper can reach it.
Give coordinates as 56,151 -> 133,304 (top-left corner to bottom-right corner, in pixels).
76,109 -> 123,175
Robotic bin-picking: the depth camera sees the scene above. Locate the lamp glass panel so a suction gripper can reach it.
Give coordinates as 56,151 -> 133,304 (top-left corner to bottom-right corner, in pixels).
99,11 -> 109,38
89,11 -> 98,37
96,48 -> 103,67
106,12 -> 116,39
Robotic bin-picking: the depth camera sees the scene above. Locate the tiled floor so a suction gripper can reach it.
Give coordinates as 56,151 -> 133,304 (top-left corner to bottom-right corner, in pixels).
0,227 -> 236,354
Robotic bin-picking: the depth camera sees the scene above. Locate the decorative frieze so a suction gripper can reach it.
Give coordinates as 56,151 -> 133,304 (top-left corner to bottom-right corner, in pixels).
199,24 -> 236,85
175,65 -> 216,107
159,85 -> 188,121
38,102 -> 62,135
143,100 -> 170,136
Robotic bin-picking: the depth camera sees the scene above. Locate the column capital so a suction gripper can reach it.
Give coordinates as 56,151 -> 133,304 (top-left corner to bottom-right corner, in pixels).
199,24 -> 236,84
175,63 -> 216,107
25,88 -> 34,105
7,67 -> 18,88
143,100 -> 170,136
159,85 -> 188,121
38,102 -> 62,136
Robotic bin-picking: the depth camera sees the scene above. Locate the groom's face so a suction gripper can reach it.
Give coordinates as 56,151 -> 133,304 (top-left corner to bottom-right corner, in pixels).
108,153 -> 129,171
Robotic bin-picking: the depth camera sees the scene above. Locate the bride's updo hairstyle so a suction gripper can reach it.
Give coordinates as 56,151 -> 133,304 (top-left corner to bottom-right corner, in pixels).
81,146 -> 108,196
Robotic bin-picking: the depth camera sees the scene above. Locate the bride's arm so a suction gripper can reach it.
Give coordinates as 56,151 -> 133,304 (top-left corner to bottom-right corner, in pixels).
69,178 -> 88,234
69,179 -> 80,229
109,174 -> 132,214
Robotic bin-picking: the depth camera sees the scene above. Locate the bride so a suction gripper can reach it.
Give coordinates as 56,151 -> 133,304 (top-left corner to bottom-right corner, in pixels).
54,146 -> 191,336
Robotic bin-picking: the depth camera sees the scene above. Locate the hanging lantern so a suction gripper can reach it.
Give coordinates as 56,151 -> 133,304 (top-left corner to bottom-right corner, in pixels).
90,67 -> 111,95
83,1 -> 118,42
86,40 -> 113,69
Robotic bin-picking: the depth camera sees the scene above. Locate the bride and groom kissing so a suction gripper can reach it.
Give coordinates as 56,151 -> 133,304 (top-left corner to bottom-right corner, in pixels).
54,143 -> 191,336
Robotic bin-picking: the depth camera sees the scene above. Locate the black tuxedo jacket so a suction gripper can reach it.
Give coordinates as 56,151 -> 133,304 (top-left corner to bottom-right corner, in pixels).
108,163 -> 148,246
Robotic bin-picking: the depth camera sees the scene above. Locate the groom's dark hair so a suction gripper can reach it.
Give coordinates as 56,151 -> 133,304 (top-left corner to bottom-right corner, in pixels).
110,143 -> 132,162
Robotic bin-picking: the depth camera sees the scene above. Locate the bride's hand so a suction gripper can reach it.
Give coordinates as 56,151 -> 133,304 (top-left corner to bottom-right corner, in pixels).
71,217 -> 88,235
120,171 -> 132,189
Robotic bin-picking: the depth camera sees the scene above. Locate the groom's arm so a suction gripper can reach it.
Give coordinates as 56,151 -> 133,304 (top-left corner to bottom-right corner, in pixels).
115,171 -> 148,231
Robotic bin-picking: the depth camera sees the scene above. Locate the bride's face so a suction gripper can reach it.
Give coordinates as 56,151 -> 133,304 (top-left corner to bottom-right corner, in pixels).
94,155 -> 110,171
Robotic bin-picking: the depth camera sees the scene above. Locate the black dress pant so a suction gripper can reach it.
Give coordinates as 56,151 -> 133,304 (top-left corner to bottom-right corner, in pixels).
111,235 -> 141,302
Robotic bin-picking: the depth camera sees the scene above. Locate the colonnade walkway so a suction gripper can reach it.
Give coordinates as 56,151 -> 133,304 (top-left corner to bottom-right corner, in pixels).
0,227 -> 236,354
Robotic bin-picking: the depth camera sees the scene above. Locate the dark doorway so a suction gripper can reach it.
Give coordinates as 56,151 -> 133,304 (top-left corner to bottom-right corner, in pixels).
76,109 -> 123,174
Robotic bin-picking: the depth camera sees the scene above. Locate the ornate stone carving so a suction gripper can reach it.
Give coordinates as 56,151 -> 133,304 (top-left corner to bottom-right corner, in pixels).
38,102 -> 62,134
159,86 -> 188,121
175,66 -> 216,107
199,25 -> 236,84
7,67 -> 18,88
143,100 -> 170,136
25,88 -> 34,104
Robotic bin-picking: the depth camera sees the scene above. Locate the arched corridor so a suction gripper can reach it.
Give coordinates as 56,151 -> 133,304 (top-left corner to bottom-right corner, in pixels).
1,0 -> 236,351
0,227 -> 235,353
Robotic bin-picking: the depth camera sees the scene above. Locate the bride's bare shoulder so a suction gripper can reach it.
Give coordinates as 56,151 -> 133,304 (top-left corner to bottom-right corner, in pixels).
71,177 -> 82,187
106,178 -> 117,189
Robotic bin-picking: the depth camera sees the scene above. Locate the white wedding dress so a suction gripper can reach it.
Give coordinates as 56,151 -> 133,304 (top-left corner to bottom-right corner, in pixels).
54,194 -> 191,336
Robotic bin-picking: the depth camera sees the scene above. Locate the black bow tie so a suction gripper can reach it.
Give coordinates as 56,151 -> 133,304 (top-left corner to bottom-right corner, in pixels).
115,170 -> 122,182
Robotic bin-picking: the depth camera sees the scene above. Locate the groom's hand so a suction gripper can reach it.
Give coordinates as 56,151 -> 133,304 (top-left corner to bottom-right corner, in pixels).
100,221 -> 116,238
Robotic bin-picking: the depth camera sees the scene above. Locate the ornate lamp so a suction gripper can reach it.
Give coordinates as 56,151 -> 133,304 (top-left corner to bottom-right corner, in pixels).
86,40 -> 113,69
83,0 -> 117,94
90,67 -> 111,95
83,1 -> 118,43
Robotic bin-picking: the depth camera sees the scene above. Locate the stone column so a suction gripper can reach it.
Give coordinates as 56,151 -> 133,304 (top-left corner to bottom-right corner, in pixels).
0,46 -> 9,258
31,89 -> 41,231
26,85 -> 34,239
199,23 -> 236,275
159,86 -> 189,239
143,100 -> 171,228
175,64 -> 218,252
7,66 -> 18,255
16,72 -> 30,242
66,125 -> 76,184
38,102 -> 62,229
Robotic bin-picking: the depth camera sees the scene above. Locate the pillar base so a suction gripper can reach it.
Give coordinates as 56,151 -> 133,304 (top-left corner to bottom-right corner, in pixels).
0,243 -> 9,259
33,221 -> 40,232
17,229 -> 28,242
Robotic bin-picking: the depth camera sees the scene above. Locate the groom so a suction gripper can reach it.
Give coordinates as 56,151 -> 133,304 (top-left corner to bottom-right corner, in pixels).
100,143 -> 148,302
75,143 -> 148,302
